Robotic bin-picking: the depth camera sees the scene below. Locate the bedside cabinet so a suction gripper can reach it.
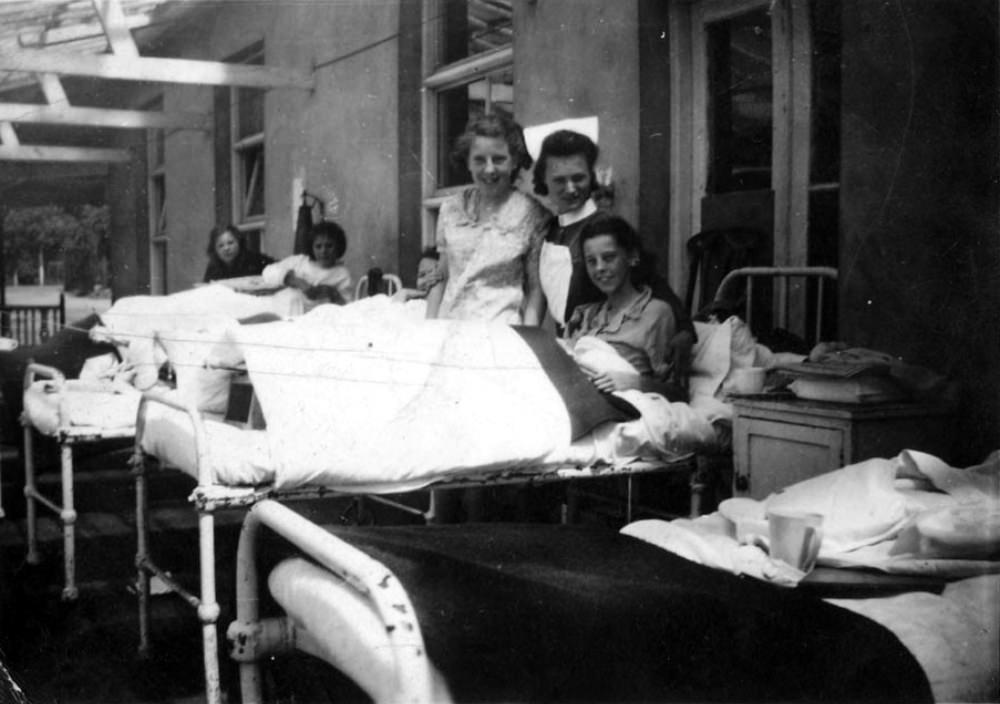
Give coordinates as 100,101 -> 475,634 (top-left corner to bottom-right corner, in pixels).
731,397 -> 954,499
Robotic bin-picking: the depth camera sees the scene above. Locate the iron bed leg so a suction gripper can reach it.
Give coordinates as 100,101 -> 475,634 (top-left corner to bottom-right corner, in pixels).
199,509 -> 223,704
0,438 -> 4,519
234,512 -> 265,704
60,443 -> 78,600
23,425 -> 39,565
135,457 -> 152,658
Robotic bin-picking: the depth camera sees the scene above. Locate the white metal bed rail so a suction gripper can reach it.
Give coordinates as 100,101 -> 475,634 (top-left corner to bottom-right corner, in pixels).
131,387 -> 701,704
20,362 -> 133,601
228,499 -> 439,704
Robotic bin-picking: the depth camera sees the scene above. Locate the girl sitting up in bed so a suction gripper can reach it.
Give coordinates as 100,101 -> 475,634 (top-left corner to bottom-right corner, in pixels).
565,213 -> 685,401
262,220 -> 353,315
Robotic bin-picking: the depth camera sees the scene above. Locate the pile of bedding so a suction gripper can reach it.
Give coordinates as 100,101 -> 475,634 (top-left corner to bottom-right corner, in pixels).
686,314 -> 806,422
623,449 -> 1000,582
22,378 -> 140,436
623,451 -> 1000,703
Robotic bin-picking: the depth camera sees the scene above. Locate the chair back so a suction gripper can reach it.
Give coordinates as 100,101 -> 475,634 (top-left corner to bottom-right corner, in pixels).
684,228 -> 762,315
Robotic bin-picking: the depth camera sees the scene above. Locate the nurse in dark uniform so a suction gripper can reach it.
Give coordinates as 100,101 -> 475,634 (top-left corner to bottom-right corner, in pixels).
532,129 -> 695,388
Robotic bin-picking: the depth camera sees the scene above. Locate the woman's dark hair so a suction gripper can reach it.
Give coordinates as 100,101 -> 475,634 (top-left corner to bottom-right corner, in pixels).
206,224 -> 245,258
579,213 -> 641,255
419,246 -> 440,261
450,111 -> 533,180
532,129 -> 599,197
308,220 -> 347,261
580,213 -> 664,290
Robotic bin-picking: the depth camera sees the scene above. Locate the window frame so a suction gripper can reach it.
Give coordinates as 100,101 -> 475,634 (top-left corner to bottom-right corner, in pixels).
229,46 -> 266,248
668,0 -> 813,282
420,0 -> 514,246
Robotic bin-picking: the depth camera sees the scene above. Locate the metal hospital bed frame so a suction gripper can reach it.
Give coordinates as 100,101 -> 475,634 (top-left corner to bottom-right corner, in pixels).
131,390 -> 699,704
713,265 -> 838,345
19,362 -> 135,601
228,499 -> 440,704
130,265 -> 841,704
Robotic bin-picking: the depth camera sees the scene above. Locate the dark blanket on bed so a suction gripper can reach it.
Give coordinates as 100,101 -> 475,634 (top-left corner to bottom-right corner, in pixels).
298,523 -> 932,703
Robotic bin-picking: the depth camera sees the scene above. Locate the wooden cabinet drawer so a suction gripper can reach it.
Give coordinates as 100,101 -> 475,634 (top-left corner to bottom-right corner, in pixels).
733,417 -> 843,499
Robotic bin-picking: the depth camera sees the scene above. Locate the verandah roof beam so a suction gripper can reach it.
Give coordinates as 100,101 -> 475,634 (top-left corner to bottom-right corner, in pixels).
0,144 -> 131,162
0,102 -> 209,130
0,51 -> 316,90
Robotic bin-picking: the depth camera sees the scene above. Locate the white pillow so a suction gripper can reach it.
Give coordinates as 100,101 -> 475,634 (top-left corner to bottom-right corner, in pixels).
157,323 -> 243,414
121,336 -> 167,391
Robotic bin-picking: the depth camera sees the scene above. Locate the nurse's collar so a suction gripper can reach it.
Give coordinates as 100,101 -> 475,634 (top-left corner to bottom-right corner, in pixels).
557,198 -> 597,227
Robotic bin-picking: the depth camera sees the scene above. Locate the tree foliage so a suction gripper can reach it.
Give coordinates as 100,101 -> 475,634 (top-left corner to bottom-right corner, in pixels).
2,204 -> 109,290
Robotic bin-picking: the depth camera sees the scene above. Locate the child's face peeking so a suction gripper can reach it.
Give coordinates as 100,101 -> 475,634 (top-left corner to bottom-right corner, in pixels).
582,234 -> 633,298
312,233 -> 338,268
215,231 -> 240,264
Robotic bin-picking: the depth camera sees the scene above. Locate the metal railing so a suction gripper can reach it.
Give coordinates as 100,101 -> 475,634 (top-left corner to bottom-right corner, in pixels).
713,266 -> 838,348
1,293 -> 66,346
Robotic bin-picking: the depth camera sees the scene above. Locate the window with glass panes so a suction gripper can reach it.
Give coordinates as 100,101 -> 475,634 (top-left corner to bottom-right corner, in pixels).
231,46 -> 265,251
421,0 -> 513,243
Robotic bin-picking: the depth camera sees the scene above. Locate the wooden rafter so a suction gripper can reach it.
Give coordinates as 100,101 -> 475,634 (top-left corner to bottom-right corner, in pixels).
92,0 -> 139,58
0,51 -> 316,90
37,72 -> 68,104
0,121 -> 18,145
0,145 -> 131,162
18,13 -> 151,49
0,102 -> 209,130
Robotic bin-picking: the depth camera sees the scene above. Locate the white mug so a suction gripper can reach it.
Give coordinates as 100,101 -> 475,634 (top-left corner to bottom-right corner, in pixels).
766,509 -> 824,572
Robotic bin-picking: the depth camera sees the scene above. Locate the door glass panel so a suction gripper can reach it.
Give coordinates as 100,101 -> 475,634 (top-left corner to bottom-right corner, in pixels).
707,8 -> 773,192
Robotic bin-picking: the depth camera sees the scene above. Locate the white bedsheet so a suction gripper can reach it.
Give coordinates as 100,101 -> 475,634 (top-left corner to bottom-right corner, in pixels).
828,574 -> 1000,703
623,450 -> 1000,580
135,298 -> 721,490
140,403 -> 274,486
22,379 -> 141,436
235,309 -> 572,489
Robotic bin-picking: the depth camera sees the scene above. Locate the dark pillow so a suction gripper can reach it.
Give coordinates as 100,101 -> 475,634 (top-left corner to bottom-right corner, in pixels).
511,326 -> 639,440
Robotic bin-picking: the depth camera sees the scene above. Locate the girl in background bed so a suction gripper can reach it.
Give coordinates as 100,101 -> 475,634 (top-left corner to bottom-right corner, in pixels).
566,213 -> 685,401
262,220 -> 353,315
425,112 -> 549,325
203,224 -> 274,282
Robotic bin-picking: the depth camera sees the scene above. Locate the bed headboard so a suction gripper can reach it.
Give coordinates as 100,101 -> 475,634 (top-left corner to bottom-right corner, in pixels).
711,266 -> 838,352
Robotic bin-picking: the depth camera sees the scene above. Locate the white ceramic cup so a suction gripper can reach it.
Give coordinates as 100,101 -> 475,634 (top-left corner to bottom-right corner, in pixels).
731,367 -> 766,394
766,509 -> 824,572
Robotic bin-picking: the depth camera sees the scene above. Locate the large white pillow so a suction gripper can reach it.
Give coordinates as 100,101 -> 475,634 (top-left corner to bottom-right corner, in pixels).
157,321 -> 243,414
